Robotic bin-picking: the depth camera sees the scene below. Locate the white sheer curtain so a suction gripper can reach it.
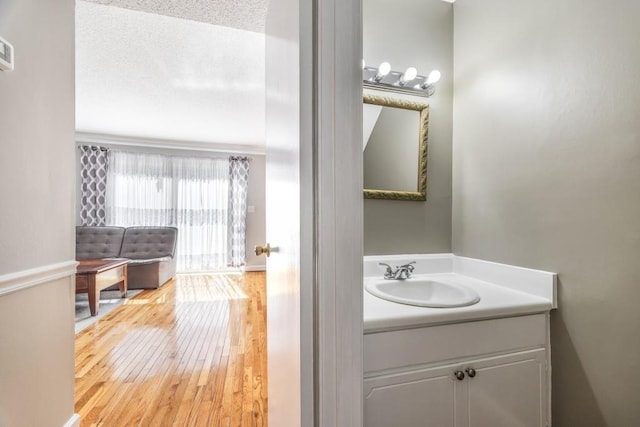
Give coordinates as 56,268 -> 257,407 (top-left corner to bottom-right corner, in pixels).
105,152 -> 174,225
106,151 -> 230,272
173,156 -> 229,271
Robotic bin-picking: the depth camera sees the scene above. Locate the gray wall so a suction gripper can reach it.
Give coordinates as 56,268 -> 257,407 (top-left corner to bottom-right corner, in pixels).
0,0 -> 76,424
76,144 -> 266,269
244,154 -> 266,268
452,0 -> 640,425
363,0 -> 453,255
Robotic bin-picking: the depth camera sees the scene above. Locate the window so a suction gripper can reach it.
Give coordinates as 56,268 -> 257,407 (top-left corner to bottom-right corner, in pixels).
105,151 -> 236,272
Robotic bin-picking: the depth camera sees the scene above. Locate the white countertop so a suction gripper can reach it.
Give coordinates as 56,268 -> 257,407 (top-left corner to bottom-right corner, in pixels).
364,273 -> 553,333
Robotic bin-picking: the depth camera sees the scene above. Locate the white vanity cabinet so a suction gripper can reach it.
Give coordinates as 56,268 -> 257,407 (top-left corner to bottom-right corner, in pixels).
463,349 -> 546,426
364,314 -> 550,427
365,362 -> 460,426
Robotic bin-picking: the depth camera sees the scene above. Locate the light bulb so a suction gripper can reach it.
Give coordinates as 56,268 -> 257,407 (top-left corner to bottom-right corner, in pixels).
374,62 -> 391,82
426,70 -> 441,85
399,67 -> 418,85
378,62 -> 391,76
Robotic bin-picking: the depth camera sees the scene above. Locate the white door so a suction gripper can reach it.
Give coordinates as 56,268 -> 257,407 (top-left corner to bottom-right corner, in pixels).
264,0 -> 363,425
264,0 -> 314,425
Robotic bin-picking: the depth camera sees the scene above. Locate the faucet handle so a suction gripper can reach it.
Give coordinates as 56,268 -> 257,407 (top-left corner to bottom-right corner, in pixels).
378,262 -> 395,278
399,261 -> 416,272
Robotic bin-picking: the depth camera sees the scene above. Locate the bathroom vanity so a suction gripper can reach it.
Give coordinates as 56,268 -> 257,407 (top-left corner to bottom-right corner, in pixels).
363,254 -> 557,427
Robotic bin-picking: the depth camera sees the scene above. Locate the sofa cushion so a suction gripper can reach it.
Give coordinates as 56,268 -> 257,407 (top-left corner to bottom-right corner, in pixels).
120,226 -> 177,260
76,226 -> 126,260
127,256 -> 173,265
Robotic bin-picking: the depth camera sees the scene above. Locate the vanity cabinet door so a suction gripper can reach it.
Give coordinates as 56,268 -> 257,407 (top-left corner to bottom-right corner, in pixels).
462,349 -> 547,427
364,363 -> 461,427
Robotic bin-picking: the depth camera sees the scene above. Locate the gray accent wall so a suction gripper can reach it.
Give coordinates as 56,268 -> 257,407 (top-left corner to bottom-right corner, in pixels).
363,0 -> 453,255
453,0 -> 640,425
0,0 -> 76,424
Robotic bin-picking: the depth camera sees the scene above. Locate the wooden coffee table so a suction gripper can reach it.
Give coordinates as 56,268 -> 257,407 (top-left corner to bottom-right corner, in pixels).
76,259 -> 129,316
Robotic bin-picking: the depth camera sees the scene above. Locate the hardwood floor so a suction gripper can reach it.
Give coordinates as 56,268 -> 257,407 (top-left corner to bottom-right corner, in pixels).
75,272 -> 267,427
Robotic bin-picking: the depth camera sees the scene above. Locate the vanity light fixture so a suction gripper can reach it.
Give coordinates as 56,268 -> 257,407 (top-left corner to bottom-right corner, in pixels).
363,60 -> 441,97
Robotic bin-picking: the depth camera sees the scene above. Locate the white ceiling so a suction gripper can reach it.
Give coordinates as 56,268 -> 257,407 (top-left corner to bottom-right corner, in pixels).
76,1 -> 266,147
82,0 -> 268,33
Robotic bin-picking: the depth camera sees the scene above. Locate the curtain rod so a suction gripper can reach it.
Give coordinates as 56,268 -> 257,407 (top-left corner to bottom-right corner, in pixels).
76,132 -> 265,156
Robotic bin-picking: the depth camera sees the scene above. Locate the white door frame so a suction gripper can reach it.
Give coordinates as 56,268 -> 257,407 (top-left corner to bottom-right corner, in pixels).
266,0 -> 362,423
312,0 -> 363,425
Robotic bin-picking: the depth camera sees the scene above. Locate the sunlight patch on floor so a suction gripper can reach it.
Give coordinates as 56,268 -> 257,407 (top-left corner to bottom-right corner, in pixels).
75,272 -> 267,425
175,273 -> 249,302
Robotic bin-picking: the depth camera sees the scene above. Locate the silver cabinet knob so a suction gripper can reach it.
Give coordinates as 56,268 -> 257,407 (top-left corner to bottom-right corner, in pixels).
465,368 -> 476,378
454,370 -> 465,381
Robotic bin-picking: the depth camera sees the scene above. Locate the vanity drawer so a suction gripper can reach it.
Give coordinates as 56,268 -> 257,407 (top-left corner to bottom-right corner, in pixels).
364,314 -> 546,374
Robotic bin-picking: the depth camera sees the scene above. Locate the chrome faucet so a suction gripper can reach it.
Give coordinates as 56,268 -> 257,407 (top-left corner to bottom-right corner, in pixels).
379,261 -> 416,280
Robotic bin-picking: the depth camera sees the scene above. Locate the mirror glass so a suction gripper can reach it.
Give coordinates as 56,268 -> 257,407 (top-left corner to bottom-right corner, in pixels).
363,94 -> 429,201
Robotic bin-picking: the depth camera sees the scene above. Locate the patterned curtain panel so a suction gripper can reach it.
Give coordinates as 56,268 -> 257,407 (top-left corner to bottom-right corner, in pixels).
228,156 -> 250,267
79,145 -> 110,226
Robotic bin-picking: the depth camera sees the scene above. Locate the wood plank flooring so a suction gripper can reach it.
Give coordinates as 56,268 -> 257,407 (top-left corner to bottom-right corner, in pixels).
75,272 -> 267,427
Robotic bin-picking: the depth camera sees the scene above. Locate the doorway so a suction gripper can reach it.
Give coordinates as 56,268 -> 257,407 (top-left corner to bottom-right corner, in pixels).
73,0 -> 363,425
73,1 -> 270,424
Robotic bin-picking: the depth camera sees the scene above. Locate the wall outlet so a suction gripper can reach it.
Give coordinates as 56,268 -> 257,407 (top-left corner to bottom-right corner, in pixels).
0,36 -> 14,71
247,205 -> 255,213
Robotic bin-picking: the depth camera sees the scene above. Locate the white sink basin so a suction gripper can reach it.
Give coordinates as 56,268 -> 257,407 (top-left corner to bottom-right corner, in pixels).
365,278 -> 481,308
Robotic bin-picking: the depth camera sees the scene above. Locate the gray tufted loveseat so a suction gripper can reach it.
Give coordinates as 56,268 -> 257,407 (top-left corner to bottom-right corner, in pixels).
76,226 -> 178,289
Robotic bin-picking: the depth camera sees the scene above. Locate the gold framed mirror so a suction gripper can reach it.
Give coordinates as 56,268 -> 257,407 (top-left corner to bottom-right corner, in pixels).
363,94 -> 429,201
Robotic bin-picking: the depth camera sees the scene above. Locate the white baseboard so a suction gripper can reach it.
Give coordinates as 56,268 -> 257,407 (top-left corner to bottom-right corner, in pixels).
0,260 -> 78,297
63,414 -> 80,427
243,265 -> 266,272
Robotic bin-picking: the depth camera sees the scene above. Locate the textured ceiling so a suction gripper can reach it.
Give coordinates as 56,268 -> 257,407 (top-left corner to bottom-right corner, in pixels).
83,0 -> 268,33
76,1 -> 265,146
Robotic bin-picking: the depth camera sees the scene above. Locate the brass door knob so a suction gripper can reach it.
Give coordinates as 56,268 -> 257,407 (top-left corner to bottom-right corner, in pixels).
254,243 -> 271,257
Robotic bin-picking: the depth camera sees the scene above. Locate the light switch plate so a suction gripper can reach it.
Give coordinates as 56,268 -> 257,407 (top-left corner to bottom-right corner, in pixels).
0,36 -> 14,71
